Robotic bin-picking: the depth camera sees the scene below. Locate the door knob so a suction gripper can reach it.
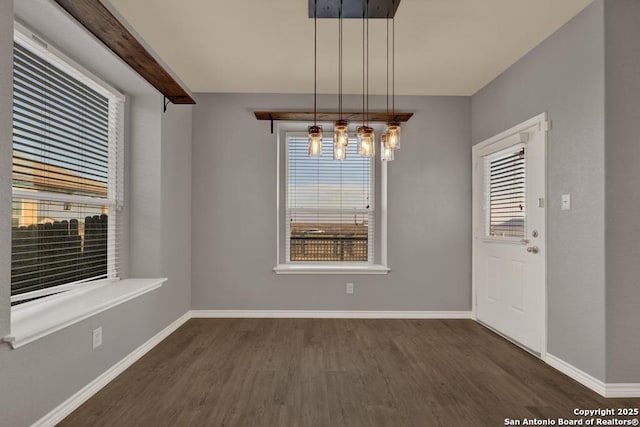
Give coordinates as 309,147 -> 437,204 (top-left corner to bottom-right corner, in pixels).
526,246 -> 539,254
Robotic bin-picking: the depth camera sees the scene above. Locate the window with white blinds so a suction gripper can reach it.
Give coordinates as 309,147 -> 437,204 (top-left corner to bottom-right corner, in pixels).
11,29 -> 124,302
485,146 -> 526,239
286,134 -> 374,263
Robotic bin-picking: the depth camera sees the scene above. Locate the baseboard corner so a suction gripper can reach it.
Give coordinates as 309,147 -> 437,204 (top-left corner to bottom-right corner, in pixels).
32,311 -> 191,427
545,353 -> 607,397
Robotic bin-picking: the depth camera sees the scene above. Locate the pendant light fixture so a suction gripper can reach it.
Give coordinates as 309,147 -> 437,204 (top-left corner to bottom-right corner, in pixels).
386,11 -> 401,150
333,0 -> 348,160
308,0 -> 323,156
357,0 -> 375,158
297,0 -> 405,161
380,15 -> 393,161
381,132 -> 394,161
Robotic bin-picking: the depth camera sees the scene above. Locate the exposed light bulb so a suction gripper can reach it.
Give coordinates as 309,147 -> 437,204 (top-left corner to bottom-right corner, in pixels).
357,126 -> 375,158
308,125 -> 323,156
334,120 -> 349,147
333,141 -> 346,160
386,122 -> 401,150
381,132 -> 394,161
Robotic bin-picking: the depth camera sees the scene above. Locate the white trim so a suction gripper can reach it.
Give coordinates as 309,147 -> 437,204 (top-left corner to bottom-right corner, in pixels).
605,383 -> 640,398
10,277 -> 117,303
273,263 -> 390,275
4,278 -> 167,349
545,354 -> 640,397
14,21 -> 124,100
276,123 -> 388,269
31,312 -> 191,427
545,353 -> 607,397
380,153 -> 388,266
191,310 -> 472,319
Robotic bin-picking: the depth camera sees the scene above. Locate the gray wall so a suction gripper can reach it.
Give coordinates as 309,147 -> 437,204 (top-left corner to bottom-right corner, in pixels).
0,0 -> 13,338
0,2 -> 192,426
604,0 -> 640,383
191,93 -> 471,311
161,104 -> 193,316
472,1 -> 607,380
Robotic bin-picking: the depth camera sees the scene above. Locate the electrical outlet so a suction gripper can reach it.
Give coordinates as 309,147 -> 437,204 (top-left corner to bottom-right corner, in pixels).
92,327 -> 102,349
346,282 -> 354,294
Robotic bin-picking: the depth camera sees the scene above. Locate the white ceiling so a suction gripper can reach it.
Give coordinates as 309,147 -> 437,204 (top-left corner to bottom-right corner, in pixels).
108,0 -> 592,96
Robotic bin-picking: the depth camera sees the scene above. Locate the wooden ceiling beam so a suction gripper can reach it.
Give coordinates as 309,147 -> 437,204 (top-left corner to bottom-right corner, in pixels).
254,111 -> 412,123
54,0 -> 195,105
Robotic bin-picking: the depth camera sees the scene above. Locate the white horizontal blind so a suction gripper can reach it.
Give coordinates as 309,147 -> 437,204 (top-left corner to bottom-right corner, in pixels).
286,134 -> 374,263
11,33 -> 124,300
485,146 -> 526,239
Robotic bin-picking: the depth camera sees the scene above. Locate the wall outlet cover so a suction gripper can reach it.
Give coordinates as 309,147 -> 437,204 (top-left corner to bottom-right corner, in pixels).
92,327 -> 102,349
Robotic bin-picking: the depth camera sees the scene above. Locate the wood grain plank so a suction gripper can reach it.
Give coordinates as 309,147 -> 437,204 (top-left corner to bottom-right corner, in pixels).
254,111 -> 413,123
60,319 -> 640,427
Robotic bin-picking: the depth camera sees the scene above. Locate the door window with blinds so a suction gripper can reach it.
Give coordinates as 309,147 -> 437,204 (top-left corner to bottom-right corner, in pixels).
286,133 -> 374,263
11,28 -> 124,303
483,146 -> 526,239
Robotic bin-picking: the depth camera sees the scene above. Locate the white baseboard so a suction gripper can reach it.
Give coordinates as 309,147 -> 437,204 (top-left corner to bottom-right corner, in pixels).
545,353 -> 607,396
605,383 -> 640,398
32,311 -> 192,427
190,310 -> 472,319
546,353 -> 640,398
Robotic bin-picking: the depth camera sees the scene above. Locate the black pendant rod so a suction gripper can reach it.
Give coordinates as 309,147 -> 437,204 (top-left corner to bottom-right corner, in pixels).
314,0 -> 318,126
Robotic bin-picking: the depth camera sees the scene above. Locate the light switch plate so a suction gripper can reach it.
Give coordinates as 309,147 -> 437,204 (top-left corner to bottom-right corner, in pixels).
561,194 -> 571,210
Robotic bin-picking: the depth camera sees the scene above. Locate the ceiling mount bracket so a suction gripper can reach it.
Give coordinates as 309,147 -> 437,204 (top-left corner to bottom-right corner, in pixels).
309,0 -> 400,19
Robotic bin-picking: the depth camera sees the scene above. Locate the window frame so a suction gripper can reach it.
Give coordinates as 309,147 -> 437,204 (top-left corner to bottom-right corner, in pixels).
274,123 -> 389,275
10,23 -> 125,304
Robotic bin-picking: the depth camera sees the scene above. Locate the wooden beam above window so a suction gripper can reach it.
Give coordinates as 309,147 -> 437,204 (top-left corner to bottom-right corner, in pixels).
54,0 -> 195,106
254,111 -> 413,123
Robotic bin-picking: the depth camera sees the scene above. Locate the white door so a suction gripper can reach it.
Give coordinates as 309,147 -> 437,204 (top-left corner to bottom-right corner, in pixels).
472,113 -> 547,356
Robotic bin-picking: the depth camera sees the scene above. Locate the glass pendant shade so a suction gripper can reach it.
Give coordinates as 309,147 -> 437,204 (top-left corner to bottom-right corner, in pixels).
386,122 -> 401,150
381,132 -> 394,161
308,125 -> 323,156
357,126 -> 375,157
333,141 -> 346,160
334,119 -> 349,147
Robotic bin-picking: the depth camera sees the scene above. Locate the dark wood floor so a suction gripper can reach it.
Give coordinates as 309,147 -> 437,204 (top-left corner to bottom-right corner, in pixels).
60,319 -> 640,426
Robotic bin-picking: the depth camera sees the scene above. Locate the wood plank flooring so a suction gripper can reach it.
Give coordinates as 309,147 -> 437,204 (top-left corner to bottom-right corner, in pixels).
60,319 -> 640,426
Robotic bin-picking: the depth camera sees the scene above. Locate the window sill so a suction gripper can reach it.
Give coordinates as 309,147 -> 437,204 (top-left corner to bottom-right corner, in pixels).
273,264 -> 390,275
3,278 -> 167,349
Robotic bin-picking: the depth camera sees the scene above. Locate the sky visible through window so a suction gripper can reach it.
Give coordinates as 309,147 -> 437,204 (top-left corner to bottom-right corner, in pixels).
287,136 -> 372,214
13,42 -> 110,196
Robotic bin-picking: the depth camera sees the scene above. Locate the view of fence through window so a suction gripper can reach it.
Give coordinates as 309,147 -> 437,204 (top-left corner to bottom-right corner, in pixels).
287,135 -> 373,262
11,200 -> 108,295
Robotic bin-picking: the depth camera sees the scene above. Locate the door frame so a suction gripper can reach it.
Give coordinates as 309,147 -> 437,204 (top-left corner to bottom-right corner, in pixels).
471,112 -> 549,360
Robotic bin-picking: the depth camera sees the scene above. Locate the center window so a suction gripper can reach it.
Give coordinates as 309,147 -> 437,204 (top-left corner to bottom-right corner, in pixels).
285,133 -> 375,264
